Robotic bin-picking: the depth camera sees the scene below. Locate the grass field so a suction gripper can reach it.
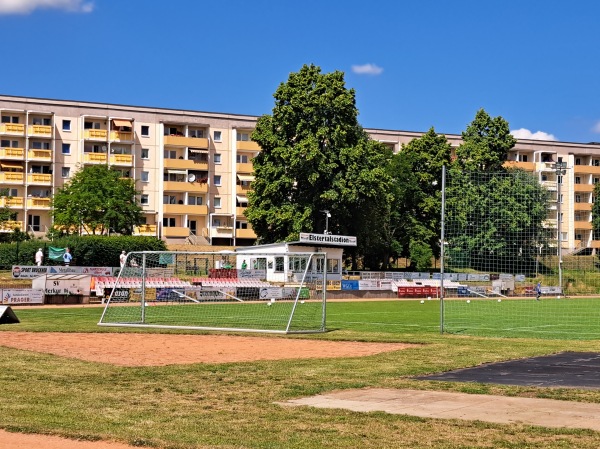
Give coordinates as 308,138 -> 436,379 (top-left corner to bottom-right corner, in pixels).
2,300 -> 600,448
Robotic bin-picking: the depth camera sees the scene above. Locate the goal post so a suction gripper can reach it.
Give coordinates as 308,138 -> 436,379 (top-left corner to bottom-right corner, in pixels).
98,251 -> 327,334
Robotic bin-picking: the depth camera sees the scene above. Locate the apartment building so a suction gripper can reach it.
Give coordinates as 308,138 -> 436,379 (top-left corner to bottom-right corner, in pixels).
1,94 -> 599,252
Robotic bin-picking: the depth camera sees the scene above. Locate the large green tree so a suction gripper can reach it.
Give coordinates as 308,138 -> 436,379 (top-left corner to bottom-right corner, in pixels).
387,128 -> 452,269
447,110 -> 550,273
51,165 -> 143,235
246,64 -> 394,268
455,108 -> 517,171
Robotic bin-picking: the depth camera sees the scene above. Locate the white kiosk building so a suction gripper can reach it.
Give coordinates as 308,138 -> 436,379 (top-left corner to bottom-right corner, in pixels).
235,233 -> 357,283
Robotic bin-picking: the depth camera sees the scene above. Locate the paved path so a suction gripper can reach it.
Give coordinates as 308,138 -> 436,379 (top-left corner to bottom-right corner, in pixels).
280,388 -> 600,431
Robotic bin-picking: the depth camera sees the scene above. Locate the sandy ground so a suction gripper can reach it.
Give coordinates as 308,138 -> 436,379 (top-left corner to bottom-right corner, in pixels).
0,330 -> 413,448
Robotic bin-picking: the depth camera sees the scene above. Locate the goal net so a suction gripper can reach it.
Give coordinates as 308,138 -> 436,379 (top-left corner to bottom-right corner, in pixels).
98,251 -> 327,334
441,167 -> 600,339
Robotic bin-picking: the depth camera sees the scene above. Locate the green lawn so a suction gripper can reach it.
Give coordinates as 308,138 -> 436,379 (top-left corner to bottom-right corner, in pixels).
2,301 -> 600,448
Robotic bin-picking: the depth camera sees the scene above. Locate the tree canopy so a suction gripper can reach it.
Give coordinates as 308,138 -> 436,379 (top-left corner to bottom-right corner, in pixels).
51,165 -> 143,235
246,64 -> 394,267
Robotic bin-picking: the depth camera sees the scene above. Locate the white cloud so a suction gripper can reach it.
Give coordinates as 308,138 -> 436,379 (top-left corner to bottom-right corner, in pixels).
351,63 -> 384,75
592,121 -> 600,133
0,0 -> 94,14
511,128 -> 557,141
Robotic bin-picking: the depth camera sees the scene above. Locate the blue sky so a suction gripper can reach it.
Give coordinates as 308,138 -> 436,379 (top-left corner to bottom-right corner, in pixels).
1,0 -> 599,144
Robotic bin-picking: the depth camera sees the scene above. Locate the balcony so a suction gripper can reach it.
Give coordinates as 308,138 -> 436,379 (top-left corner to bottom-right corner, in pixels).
236,206 -> 246,216
84,153 -> 108,164
574,165 -> 600,175
574,220 -> 593,230
84,129 -> 108,141
236,228 -> 257,239
236,184 -> 251,194
133,224 -> 157,236
27,173 -> 52,185
164,135 -> 209,148
504,161 -> 535,171
0,147 -> 25,159
27,149 -> 52,161
27,197 -> 51,209
110,131 -> 134,142
164,181 -> 208,193
574,202 -> 592,211
541,180 -> 557,191
0,172 -> 24,184
236,140 -> 260,151
163,226 -> 190,238
574,184 -> 595,193
0,123 -> 25,135
236,162 -> 253,173
590,241 -> 600,249
163,204 -> 208,215
0,197 -> 23,208
28,125 -> 52,137
209,226 -> 234,239
164,158 -> 209,171
0,220 -> 24,232
109,154 -> 134,166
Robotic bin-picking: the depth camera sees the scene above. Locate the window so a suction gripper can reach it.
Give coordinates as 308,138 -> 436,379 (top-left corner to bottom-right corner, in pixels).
576,233 -> 583,241
213,218 -> 221,227
32,117 -> 50,126
288,256 -> 308,272
1,140 -> 18,148
214,197 -> 221,208
9,188 -> 18,197
141,171 -> 149,182
62,120 -> 71,131
164,150 -> 177,159
575,194 -> 581,203
236,154 -> 249,163
327,259 -> 340,273
595,160 -> 600,167
28,215 -> 41,232
141,148 -> 149,159
595,178 -> 600,184
163,195 -> 177,205
188,196 -> 203,205
62,143 -> 71,154
61,167 -> 70,178
141,125 -> 149,137
189,129 -> 204,138
213,131 -> 222,142
575,177 -> 581,184
140,194 -> 149,205
31,141 -> 50,150
163,217 -> 176,227
274,257 -> 285,272
236,221 -> 248,229
214,175 -> 221,186
236,132 -> 250,141
575,158 -> 581,165
519,154 -> 528,162
84,121 -> 100,130
214,153 -> 221,164
558,175 -> 563,184
1,116 -> 19,124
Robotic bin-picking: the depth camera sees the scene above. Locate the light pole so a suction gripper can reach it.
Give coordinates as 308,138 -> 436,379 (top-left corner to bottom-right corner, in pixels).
321,210 -> 331,235
552,161 -> 567,291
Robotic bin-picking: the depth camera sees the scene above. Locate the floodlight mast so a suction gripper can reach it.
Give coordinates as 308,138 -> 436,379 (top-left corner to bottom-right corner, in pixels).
552,161 -> 567,292
321,210 -> 331,235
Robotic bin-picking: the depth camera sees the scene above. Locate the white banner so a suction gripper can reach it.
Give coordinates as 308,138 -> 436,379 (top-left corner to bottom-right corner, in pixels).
1,289 -> 44,304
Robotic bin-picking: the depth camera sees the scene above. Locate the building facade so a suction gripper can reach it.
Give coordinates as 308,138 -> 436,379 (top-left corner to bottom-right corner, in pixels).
1,94 -> 599,253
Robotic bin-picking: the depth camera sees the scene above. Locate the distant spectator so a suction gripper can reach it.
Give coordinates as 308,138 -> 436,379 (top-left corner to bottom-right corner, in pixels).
35,248 -> 44,266
120,250 -> 127,268
241,260 -> 248,270
63,248 -> 72,266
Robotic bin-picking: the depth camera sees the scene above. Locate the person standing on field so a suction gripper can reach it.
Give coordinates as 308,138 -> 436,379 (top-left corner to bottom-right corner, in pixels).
35,248 -> 44,266
535,281 -> 542,301
120,250 -> 127,268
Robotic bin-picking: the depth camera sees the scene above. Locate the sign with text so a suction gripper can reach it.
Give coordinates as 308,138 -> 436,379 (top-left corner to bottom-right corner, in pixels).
299,233 -> 357,246
1,289 -> 44,305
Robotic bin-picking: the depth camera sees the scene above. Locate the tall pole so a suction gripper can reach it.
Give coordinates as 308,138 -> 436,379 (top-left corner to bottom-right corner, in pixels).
553,161 -> 567,292
440,166 -> 446,334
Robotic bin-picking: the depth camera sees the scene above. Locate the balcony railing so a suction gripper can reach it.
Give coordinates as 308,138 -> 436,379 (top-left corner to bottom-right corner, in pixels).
0,197 -> 23,207
164,158 -> 209,170
109,154 -> 134,166
163,226 -> 190,238
0,220 -> 24,232
163,181 -> 208,193
84,129 -> 108,140
573,165 -> 600,175
0,172 -> 24,184
110,131 -> 133,142
164,135 -> 209,148
163,204 -> 209,215
504,161 -> 535,171
574,184 -> 595,193
27,173 -> 52,185
210,226 -> 234,238
236,228 -> 257,239
0,147 -> 25,158
236,162 -> 253,173
134,224 -> 157,236
28,149 -> 52,160
0,123 -> 25,135
84,153 -> 108,164
27,197 -> 51,208
574,220 -> 593,230
236,140 -> 260,151
28,125 -> 52,136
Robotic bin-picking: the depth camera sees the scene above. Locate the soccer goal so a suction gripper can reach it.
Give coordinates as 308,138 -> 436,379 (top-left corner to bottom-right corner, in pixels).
440,167 -> 600,339
98,251 -> 327,334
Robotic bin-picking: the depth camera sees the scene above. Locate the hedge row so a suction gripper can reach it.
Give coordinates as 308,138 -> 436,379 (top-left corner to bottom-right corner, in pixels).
0,236 -> 167,269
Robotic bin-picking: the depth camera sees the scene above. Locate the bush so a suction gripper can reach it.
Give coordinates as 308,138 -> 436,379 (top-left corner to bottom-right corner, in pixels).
0,236 -> 166,269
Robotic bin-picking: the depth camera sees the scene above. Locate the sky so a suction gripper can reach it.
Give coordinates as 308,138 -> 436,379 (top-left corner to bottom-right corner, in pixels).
1,0 -> 600,144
